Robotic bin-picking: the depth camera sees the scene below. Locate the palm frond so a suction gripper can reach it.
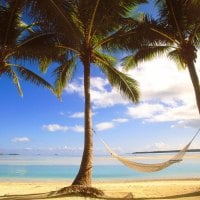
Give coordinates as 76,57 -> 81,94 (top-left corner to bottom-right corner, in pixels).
94,52 -> 139,103
0,0 -> 22,46
53,56 -> 77,98
78,0 -> 147,41
121,55 -> 137,70
4,67 -> 23,96
123,45 -> 171,70
10,64 -> 54,93
25,0 -> 80,40
19,20 -> 35,34
167,50 -> 186,70
87,0 -> 100,43
13,32 -> 64,64
39,57 -> 52,73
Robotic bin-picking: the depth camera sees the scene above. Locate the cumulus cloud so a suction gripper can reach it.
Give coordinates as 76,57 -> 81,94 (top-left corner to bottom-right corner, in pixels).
171,119 -> 200,129
71,125 -> 84,133
125,53 -> 200,128
112,118 -> 129,123
144,142 -> 171,151
66,77 -> 128,108
12,137 -> 30,143
95,122 -> 114,131
69,112 -> 84,118
42,124 -> 69,132
64,52 -> 200,127
59,112 -> 65,116
127,103 -> 166,120
69,111 -> 97,118
42,123 -> 85,133
95,118 -> 129,131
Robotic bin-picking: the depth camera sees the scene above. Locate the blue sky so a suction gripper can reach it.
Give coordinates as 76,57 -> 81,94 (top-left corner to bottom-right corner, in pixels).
1,52 -> 199,156
0,1 -> 200,156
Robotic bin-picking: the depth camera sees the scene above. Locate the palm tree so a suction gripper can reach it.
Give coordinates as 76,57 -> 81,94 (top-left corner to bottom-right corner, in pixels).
121,0 -> 200,114
26,0 -> 145,187
0,0 -> 55,96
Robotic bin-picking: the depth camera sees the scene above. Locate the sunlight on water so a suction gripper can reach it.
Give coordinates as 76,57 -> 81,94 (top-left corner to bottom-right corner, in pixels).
0,153 -> 199,180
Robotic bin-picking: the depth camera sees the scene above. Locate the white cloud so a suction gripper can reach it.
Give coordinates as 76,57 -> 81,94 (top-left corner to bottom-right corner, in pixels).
112,118 -> 129,123
91,88 -> 128,108
65,117 -> 129,134
12,137 -> 30,143
59,112 -> 65,116
65,52 -> 200,127
127,103 -> 166,120
67,79 -> 83,95
127,56 -> 199,105
42,124 -> 69,132
66,77 -> 128,108
125,52 -> 200,127
95,122 -> 114,131
69,112 -> 84,118
171,119 -> 200,129
127,101 -> 199,127
42,123 -> 85,133
71,125 -> 84,133
144,142 -> 171,151
90,76 -> 109,91
24,147 -> 32,150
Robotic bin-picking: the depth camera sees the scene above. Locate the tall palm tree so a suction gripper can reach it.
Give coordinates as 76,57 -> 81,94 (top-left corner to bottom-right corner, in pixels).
121,0 -> 200,114
27,0 -> 145,186
0,0 -> 56,95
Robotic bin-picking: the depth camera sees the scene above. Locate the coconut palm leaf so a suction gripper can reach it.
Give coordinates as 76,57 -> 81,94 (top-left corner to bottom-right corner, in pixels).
123,45 -> 171,70
124,0 -> 200,114
0,1 -> 56,95
3,66 -> 23,96
25,0 -> 80,40
24,0 -> 144,186
8,64 -> 54,92
94,52 -> 139,103
167,49 -> 186,70
53,56 -> 77,97
122,55 -> 137,71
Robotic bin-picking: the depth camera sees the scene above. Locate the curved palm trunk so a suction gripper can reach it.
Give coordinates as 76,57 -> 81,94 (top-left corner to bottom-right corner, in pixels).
72,58 -> 93,186
187,61 -> 200,115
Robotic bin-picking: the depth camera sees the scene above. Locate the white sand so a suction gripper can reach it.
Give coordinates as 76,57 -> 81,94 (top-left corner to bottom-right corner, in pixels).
0,179 -> 200,199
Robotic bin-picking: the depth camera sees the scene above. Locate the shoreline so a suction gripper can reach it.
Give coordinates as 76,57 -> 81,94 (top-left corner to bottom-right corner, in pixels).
0,177 -> 200,183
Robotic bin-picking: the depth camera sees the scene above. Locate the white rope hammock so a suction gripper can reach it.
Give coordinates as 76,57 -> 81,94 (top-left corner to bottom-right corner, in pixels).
94,128 -> 200,172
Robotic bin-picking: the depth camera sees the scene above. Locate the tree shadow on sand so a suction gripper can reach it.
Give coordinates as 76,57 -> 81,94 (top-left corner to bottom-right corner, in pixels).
1,186 -> 200,200
0,185 -> 134,200
134,190 -> 200,200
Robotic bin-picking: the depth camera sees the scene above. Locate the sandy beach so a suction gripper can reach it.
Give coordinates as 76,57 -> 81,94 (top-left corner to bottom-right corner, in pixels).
0,179 -> 200,200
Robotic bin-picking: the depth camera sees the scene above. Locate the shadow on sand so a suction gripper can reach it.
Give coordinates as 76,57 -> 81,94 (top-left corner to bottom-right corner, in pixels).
134,190 -> 200,200
0,186 -> 134,200
0,187 -> 200,200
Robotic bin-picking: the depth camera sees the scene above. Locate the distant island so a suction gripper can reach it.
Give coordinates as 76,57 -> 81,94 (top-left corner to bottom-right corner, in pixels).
132,149 -> 200,154
0,153 -> 20,156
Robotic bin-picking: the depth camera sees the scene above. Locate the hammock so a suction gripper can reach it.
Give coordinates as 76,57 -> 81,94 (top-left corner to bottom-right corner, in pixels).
94,128 -> 200,172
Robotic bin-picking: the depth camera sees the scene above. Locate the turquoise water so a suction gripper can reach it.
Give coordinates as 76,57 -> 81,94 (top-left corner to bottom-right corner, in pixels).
0,154 -> 199,180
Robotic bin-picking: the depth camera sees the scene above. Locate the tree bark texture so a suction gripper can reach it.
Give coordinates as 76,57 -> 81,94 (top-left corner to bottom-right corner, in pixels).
187,61 -> 200,115
72,58 -> 93,186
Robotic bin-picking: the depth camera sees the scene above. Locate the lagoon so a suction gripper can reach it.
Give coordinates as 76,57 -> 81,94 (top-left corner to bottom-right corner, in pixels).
0,153 -> 199,180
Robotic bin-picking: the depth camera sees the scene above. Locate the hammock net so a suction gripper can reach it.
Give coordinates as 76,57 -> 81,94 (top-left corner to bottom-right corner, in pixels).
96,128 -> 200,172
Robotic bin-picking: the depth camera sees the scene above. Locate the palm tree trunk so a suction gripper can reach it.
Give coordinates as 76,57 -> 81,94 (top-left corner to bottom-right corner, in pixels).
187,61 -> 200,115
72,58 -> 93,186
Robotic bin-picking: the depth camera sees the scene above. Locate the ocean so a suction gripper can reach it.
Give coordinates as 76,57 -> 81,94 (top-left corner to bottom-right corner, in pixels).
0,153 -> 199,180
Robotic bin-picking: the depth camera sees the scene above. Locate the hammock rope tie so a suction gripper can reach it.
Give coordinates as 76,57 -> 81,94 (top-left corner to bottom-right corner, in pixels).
93,128 -> 200,172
